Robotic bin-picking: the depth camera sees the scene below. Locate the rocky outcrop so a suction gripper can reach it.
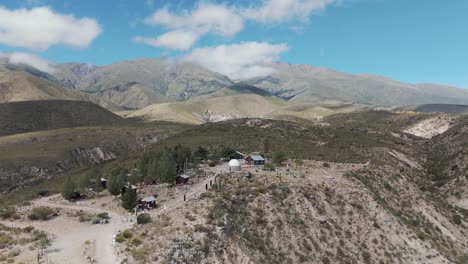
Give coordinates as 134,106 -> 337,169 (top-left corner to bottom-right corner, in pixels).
69,147 -> 116,167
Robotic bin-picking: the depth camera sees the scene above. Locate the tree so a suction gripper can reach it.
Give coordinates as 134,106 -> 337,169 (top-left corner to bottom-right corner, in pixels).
173,144 -> 191,169
193,146 -> 209,162
273,151 -> 287,165
220,146 -> 236,159
79,167 -> 103,192
78,171 -> 91,190
129,168 -> 142,185
145,158 -> 159,184
121,188 -> 138,210
93,168 -> 104,193
263,138 -> 271,158
62,177 -> 76,200
158,149 -> 178,183
108,171 -> 124,196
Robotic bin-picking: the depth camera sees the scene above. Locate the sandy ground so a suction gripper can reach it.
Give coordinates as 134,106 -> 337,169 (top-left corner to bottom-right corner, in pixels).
3,164 -> 222,264
6,196 -> 133,264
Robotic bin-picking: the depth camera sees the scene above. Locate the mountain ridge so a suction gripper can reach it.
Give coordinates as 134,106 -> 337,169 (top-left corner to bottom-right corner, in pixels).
2,58 -> 468,111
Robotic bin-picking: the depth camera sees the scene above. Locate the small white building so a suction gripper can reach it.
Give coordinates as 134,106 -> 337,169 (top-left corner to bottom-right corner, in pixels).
228,159 -> 241,172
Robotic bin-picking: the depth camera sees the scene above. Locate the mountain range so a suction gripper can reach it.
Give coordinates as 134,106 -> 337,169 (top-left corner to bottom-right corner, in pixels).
2,58 -> 468,116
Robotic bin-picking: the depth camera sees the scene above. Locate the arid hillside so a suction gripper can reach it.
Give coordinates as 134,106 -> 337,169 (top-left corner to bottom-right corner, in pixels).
110,112 -> 468,264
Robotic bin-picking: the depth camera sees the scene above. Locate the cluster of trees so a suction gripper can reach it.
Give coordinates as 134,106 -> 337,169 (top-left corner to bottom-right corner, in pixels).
62,167 -> 104,200
62,144 -> 288,209
137,145 -> 191,185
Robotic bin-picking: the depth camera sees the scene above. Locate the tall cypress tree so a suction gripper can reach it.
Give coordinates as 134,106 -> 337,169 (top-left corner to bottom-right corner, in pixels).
107,172 -> 123,196
62,177 -> 76,200
121,188 -> 138,210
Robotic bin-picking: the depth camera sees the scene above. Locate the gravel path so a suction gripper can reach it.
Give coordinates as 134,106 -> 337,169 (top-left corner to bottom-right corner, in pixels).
33,198 -> 132,264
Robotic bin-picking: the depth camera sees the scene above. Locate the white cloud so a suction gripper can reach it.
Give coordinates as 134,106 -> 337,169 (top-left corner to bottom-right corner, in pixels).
184,42 -> 288,79
244,0 -> 336,23
0,6 -> 102,50
145,4 -> 243,36
0,52 -> 55,73
138,3 -> 243,50
133,31 -> 199,51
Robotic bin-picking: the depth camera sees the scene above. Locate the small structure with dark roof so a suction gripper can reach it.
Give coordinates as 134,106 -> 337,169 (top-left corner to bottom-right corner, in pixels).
175,174 -> 190,185
229,151 -> 246,160
139,196 -> 157,210
246,155 -> 265,166
101,178 -> 107,189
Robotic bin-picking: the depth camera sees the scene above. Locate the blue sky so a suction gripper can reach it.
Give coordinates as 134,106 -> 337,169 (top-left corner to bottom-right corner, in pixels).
0,0 -> 467,87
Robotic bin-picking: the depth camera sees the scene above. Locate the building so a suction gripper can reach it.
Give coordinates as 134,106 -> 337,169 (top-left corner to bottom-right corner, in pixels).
229,151 -> 246,160
228,159 -> 242,172
175,174 -> 190,185
101,178 -> 107,189
139,196 -> 157,210
246,155 -> 265,166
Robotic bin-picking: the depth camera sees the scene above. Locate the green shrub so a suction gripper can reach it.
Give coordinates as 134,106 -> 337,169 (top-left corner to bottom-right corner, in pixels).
200,192 -> 214,199
28,207 -> 54,221
115,233 -> 125,243
131,237 -> 142,246
122,229 -> 133,239
96,212 -> 109,220
36,190 -> 50,197
23,226 -> 34,233
322,162 -> 330,168
0,233 -> 14,248
8,249 -> 20,258
0,207 -> 19,220
452,214 -> 462,225
137,213 -> 151,225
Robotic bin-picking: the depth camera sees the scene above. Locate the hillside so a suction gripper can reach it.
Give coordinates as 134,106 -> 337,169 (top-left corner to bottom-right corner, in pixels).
395,104 -> 468,114
0,100 -> 125,136
0,71 -> 89,103
124,94 -> 366,124
49,59 -> 468,109
422,115 -> 468,209
0,111 -> 466,263
0,120 -> 190,195
0,64 -> 122,111
101,112 -> 467,264
242,62 -> 468,106
125,94 -> 289,124
53,59 -> 235,108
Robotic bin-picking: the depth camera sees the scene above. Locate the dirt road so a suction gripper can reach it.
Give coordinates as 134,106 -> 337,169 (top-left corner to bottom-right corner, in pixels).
32,197 -> 132,264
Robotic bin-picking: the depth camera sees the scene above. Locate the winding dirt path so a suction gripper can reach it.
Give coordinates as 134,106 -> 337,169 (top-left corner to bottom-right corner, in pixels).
31,198 -> 132,264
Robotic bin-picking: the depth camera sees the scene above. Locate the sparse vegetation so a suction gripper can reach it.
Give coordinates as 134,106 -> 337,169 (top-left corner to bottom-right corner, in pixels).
28,206 -> 55,221
137,213 -> 151,225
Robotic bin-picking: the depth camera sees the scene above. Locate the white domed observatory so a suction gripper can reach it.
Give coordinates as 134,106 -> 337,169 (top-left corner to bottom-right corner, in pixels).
228,159 -> 241,172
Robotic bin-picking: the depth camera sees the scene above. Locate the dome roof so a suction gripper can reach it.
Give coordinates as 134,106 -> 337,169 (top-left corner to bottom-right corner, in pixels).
228,159 -> 241,167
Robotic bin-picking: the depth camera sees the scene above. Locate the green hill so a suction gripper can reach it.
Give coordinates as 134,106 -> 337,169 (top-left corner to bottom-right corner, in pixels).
0,100 -> 126,136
